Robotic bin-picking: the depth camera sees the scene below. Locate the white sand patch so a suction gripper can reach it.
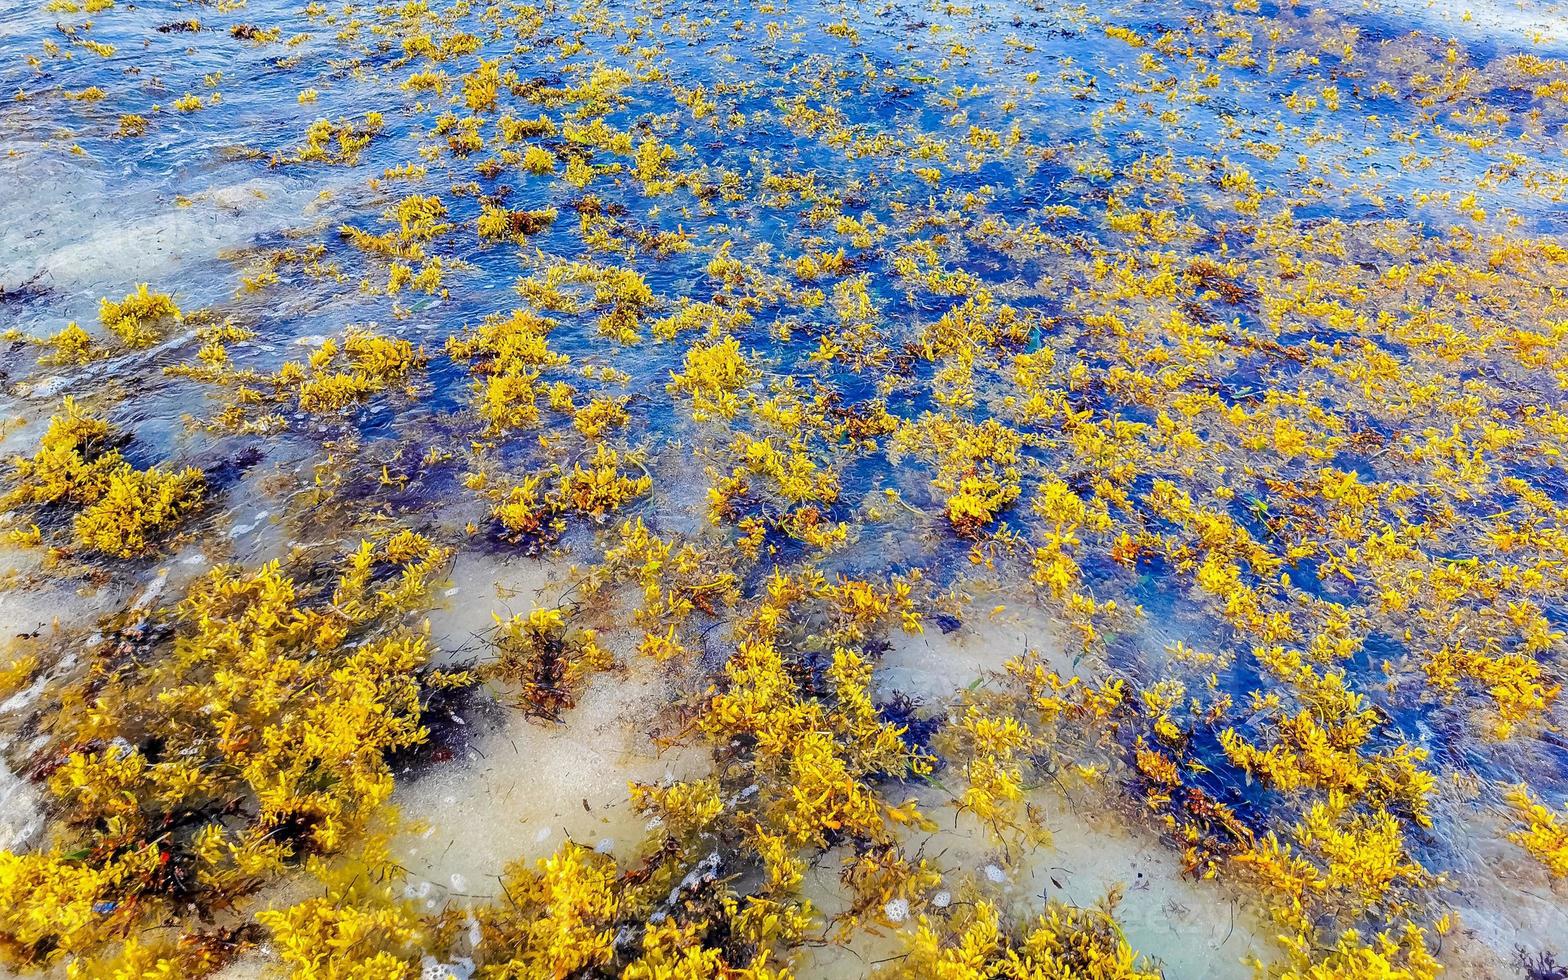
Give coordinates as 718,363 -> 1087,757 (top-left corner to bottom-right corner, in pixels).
0,156 -> 328,300
210,955 -> 272,980
877,598 -> 1073,704
0,551 -> 138,640
1356,0 -> 1568,46
423,551 -> 576,666
0,762 -> 42,854
1436,816 -> 1568,975
15,181 -> 300,293
393,666 -> 707,904
796,788 -> 1268,979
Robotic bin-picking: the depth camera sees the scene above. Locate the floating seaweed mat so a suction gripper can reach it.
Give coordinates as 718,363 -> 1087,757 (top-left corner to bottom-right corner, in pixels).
0,0 -> 1567,975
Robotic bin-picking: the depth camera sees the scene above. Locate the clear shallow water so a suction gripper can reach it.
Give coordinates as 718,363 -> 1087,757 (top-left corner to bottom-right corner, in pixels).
2,0 -> 1568,975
